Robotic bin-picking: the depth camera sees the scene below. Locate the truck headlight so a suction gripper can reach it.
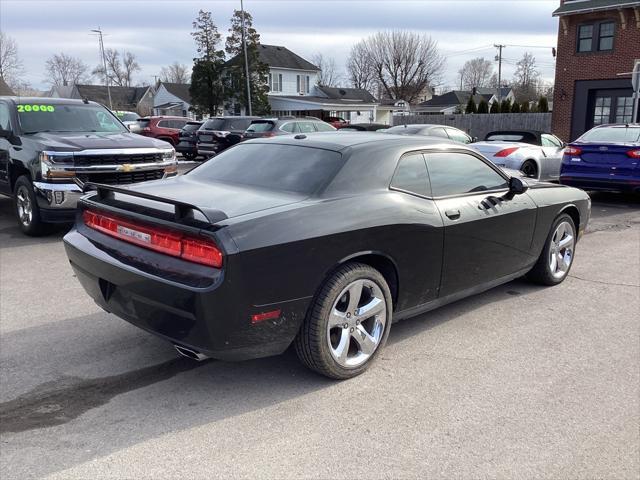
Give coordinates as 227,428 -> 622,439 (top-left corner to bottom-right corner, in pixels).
39,151 -> 75,180
161,148 -> 176,161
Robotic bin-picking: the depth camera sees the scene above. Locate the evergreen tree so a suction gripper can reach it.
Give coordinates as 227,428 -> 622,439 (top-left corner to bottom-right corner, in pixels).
189,10 -> 227,117
521,101 -> 530,113
225,9 -> 271,115
537,96 -> 549,113
490,101 -> 500,113
465,96 -> 477,114
477,99 -> 489,114
500,98 -> 511,113
511,101 -> 521,113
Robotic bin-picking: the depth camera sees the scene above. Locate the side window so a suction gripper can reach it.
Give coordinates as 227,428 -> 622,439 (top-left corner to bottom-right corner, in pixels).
541,134 -> 561,148
280,122 -> 295,133
425,152 -> 508,197
446,128 -> 471,144
427,127 -> 448,138
390,153 -> 430,197
314,122 -> 335,132
298,122 -> 317,133
157,120 -> 170,128
0,103 -> 11,131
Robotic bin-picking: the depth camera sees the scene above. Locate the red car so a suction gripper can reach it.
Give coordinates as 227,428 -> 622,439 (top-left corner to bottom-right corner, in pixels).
136,116 -> 190,146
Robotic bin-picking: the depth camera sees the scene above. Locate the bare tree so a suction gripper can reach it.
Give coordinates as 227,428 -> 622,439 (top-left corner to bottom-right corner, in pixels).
458,57 -> 494,90
93,49 -> 140,87
0,32 -> 24,88
512,52 -> 540,102
159,62 -> 190,84
346,41 -> 377,92
354,31 -> 445,103
311,53 -> 341,87
44,52 -> 89,87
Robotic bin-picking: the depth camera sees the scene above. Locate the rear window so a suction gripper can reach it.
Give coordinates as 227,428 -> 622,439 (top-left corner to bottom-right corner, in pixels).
247,121 -> 275,132
579,126 -> 640,143
191,143 -> 343,195
486,134 -> 526,142
182,123 -> 201,132
202,118 -> 226,130
386,126 -> 423,135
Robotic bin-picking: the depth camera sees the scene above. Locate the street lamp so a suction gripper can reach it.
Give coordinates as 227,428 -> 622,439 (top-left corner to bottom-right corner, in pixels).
91,28 -> 112,110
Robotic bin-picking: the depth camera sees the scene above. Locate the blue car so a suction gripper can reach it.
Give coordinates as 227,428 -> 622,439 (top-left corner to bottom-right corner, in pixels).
560,124 -> 640,193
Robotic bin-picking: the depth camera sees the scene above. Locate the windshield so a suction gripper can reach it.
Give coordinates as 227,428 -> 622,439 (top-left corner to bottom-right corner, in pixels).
579,126 -> 640,143
246,121 -> 275,132
17,103 -> 128,134
116,112 -> 139,122
190,143 -> 344,195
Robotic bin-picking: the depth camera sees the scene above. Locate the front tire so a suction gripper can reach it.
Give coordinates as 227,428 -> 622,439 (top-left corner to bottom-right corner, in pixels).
527,213 -> 576,285
13,175 -> 47,236
295,263 -> 392,379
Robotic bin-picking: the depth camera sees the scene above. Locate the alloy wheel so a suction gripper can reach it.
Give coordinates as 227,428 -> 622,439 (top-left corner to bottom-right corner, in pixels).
326,279 -> 387,368
549,221 -> 574,279
16,186 -> 33,227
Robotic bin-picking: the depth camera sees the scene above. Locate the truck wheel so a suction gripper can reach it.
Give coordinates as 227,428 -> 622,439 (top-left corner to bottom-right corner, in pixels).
13,176 -> 47,236
294,263 -> 392,380
526,213 -> 576,286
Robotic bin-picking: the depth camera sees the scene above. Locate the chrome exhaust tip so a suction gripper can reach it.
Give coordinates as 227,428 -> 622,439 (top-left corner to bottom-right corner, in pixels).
174,344 -> 209,361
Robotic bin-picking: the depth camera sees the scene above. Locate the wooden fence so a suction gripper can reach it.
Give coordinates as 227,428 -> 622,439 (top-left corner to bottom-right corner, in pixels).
393,113 -> 552,140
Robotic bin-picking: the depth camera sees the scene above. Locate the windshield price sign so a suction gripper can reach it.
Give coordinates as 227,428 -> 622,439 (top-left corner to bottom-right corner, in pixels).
17,105 -> 56,113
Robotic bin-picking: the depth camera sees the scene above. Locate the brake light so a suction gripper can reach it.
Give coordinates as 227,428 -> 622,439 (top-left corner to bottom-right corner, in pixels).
627,149 -> 640,159
82,210 -> 223,268
494,147 -> 520,158
564,146 -> 582,156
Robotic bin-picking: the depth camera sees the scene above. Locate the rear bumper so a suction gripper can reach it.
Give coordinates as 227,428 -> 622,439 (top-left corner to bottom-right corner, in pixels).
63,227 -> 308,361
197,141 -> 226,156
560,175 -> 640,193
175,141 -> 197,154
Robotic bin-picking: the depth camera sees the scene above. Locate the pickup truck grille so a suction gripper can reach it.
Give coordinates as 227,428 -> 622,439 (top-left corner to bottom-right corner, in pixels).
73,152 -> 164,166
77,170 -> 165,185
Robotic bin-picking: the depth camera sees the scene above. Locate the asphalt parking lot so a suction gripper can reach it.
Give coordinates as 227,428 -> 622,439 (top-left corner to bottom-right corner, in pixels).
0,188 -> 638,479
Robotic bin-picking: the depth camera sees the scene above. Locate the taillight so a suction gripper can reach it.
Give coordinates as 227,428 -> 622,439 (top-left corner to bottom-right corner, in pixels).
82,210 -> 223,268
142,127 -> 151,133
627,149 -> 640,159
564,146 -> 582,156
494,147 -> 520,157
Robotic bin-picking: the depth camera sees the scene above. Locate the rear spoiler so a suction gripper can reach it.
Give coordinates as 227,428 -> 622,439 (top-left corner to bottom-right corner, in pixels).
77,180 -> 228,225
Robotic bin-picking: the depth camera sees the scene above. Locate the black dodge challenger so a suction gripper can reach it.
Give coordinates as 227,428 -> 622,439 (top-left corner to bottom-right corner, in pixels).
64,133 -> 591,379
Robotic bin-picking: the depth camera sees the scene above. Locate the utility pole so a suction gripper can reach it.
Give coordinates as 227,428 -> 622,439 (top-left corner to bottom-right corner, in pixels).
494,44 -> 505,103
91,28 -> 112,110
240,0 -> 252,115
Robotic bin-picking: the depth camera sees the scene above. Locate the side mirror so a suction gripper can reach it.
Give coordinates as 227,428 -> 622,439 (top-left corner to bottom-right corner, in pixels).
509,176 -> 529,195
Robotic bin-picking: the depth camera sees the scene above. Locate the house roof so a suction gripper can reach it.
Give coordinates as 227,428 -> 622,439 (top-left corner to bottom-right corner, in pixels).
249,44 -> 319,71
160,82 -> 191,104
477,87 -> 513,98
553,0 -> 640,16
316,86 -> 376,103
0,77 -> 15,96
418,90 -> 493,108
74,84 -> 150,107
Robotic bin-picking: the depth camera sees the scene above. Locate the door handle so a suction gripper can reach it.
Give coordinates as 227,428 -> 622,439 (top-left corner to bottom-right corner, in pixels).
445,209 -> 461,220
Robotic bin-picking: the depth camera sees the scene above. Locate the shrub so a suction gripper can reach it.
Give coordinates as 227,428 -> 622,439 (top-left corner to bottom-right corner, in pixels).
500,98 -> 511,113
490,101 -> 500,113
511,101 -> 521,113
521,101 -> 530,113
537,96 -> 549,113
465,97 -> 477,114
477,99 -> 489,114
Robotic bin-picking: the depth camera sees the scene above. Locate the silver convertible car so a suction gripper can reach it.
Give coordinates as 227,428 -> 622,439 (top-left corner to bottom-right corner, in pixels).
471,130 -> 566,181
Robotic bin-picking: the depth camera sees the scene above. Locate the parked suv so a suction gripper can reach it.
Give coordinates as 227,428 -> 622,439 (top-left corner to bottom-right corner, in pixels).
196,116 -> 259,157
0,97 -> 177,235
244,117 -> 336,139
175,121 -> 203,161
137,116 -> 190,146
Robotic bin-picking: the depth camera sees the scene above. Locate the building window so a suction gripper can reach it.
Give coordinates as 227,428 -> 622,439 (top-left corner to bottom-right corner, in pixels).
577,21 -> 615,53
297,75 -> 310,94
616,96 -> 634,123
593,97 -> 611,126
269,73 -> 282,92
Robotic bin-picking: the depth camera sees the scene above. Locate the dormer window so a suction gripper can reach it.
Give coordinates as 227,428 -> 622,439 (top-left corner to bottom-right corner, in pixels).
577,20 -> 615,53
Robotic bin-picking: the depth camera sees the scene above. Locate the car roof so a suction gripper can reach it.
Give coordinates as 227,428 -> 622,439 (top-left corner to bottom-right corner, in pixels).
592,123 -> 640,128
390,124 -> 457,129
0,96 -> 101,106
207,116 -> 261,120
243,131 -> 460,152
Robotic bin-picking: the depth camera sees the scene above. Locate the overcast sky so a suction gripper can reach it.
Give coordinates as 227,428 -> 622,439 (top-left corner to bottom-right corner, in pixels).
0,0 -> 560,91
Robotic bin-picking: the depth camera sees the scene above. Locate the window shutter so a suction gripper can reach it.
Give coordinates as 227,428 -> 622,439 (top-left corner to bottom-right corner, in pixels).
297,75 -> 301,93
268,73 -> 272,90
306,76 -> 310,93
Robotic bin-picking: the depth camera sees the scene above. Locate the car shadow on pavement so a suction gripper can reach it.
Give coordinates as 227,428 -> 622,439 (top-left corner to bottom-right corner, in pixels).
0,276 -> 546,478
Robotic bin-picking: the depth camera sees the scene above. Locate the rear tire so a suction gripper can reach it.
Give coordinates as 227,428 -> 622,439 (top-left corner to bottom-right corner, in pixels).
295,263 -> 392,380
13,175 -> 48,236
182,152 -> 197,161
521,160 -> 538,179
527,213 -> 576,285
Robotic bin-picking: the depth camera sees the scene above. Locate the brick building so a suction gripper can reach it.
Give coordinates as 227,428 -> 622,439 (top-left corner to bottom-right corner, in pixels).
552,0 -> 640,141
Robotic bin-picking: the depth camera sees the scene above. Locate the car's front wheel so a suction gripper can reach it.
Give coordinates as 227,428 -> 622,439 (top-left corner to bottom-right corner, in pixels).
520,160 -> 538,179
295,263 -> 392,379
13,175 -> 48,236
527,213 -> 576,285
